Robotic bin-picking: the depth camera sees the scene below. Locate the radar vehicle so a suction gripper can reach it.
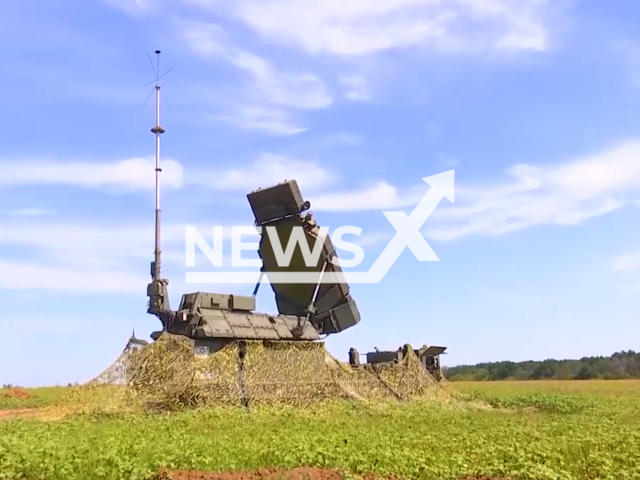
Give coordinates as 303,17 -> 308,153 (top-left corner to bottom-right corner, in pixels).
144,53 -> 359,354
141,51 -> 445,380
146,179 -> 362,355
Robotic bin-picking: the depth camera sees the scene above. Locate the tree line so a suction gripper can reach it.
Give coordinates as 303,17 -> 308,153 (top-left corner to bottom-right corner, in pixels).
443,350 -> 640,381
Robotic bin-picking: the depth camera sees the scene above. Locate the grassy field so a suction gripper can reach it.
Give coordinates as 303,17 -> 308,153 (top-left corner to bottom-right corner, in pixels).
1,380 -> 640,480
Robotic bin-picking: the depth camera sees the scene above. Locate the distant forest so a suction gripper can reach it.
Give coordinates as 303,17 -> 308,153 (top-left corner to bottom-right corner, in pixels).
443,350 -> 640,381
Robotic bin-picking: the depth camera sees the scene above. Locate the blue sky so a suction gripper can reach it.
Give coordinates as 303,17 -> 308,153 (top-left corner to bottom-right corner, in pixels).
2,0 -> 640,386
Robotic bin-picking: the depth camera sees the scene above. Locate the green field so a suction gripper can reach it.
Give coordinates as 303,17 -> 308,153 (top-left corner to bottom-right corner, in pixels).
1,380 -> 640,480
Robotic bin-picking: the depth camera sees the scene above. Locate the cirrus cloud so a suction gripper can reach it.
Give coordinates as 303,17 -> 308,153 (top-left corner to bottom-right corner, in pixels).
183,0 -> 553,56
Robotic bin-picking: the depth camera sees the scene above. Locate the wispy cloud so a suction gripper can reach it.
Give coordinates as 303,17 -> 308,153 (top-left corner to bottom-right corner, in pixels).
180,22 -> 332,109
177,20 -> 332,134
0,153 -> 332,195
0,222 -> 172,268
206,105 -> 305,136
101,0 -> 152,15
0,258 -> 148,293
7,208 -> 56,216
13,138 -> 640,248
0,215 -> 394,295
0,219 -> 239,293
612,251 -> 640,272
0,157 -> 184,191
339,74 -> 371,101
182,0 -> 552,56
327,133 -> 365,147
98,0 -> 559,136
0,220 -> 249,268
428,141 -> 640,240
0,213 -> 393,293
312,181 -> 423,211
189,153 -> 334,193
305,141 -> 640,244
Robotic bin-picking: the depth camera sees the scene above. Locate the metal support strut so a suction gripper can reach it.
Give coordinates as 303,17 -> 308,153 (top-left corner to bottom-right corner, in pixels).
252,267 -> 265,298
295,257 -> 330,336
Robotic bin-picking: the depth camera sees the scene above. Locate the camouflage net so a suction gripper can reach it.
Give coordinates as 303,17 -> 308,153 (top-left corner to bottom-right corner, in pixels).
87,336 -> 147,386
85,333 -> 455,411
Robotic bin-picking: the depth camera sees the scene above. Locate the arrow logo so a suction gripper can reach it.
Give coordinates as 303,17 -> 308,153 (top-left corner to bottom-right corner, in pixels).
359,169 -> 454,282
186,170 -> 454,284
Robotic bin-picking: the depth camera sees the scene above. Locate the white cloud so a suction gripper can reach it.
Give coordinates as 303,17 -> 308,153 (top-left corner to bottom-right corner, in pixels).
612,251 -> 640,272
178,21 -> 332,134
496,31 -> 545,51
0,157 -> 183,191
305,141 -> 640,244
102,0 -> 151,15
339,74 -> 371,101
0,222 -> 148,268
328,133 -> 365,146
12,138 -> 640,284
427,141 -> 640,240
100,1 -> 557,139
312,181 -> 423,211
0,220 -> 240,293
0,153 -> 334,195
0,259 -> 147,293
190,153 -> 334,193
207,105 -> 305,136
0,221 -> 231,268
7,208 -> 56,216
353,231 -> 394,248
274,132 -> 365,158
183,0 -> 552,56
180,22 -> 332,109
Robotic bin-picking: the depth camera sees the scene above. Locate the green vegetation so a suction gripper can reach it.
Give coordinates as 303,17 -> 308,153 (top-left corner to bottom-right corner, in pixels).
2,381 -> 640,480
0,386 -> 68,410
444,350 -> 640,381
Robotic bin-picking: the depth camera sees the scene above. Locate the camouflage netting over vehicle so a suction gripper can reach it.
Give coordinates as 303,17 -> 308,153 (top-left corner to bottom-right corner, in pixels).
77,107 -> 452,414
88,333 -> 452,411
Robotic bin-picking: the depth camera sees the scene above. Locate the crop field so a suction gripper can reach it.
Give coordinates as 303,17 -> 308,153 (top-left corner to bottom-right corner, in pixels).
1,379 -> 639,480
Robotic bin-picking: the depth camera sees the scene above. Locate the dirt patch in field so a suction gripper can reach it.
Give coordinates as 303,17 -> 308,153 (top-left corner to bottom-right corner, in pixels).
2,387 -> 31,399
458,477 -> 511,480
152,468 -> 409,480
152,470 -> 510,480
0,408 -> 40,420
153,468 -> 347,480
152,468 -> 509,480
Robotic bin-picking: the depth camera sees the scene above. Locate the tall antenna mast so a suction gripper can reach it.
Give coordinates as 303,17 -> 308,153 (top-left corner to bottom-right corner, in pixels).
151,50 -> 165,282
146,50 -> 173,326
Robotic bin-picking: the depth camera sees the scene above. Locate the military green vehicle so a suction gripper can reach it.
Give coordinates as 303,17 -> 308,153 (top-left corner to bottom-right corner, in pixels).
144,52 -> 360,354
146,179 -> 362,355
142,55 -> 444,382
348,345 -> 447,381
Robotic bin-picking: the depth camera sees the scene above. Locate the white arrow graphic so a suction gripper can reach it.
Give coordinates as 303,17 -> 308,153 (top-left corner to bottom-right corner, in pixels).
186,170 -> 454,284
359,169 -> 454,283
